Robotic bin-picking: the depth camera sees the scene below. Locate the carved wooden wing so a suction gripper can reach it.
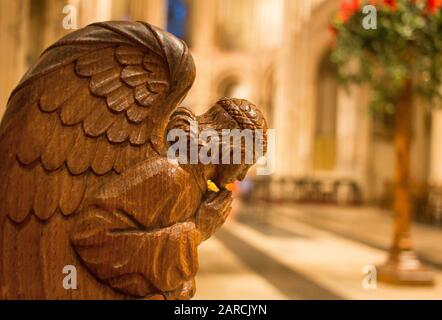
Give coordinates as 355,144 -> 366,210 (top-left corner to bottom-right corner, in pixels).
0,21 -> 195,223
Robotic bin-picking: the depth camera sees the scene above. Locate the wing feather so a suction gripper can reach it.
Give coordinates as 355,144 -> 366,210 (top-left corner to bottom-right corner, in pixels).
106,86 -> 135,112
41,121 -> 79,171
89,67 -> 121,96
3,162 -> 35,223
116,46 -> 144,65
39,65 -> 84,112
106,116 -> 132,143
0,21 -> 195,223
134,85 -> 157,106
60,84 -> 98,125
59,170 -> 87,216
67,133 -> 98,175
16,104 -> 58,165
82,101 -> 116,137
143,54 -> 165,73
33,165 -> 61,220
147,81 -> 169,94
75,48 -> 116,76
91,137 -> 117,175
121,65 -> 151,87
129,122 -> 149,145
126,104 -> 150,124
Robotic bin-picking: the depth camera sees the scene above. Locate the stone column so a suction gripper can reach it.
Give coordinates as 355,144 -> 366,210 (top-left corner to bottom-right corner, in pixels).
188,0 -> 216,53
0,0 -> 29,119
252,0 -> 284,51
430,109 -> 442,186
185,0 -> 217,115
129,0 -> 167,29
335,87 -> 358,177
353,86 -> 371,201
335,85 -> 372,203
73,0 -> 113,27
42,0 -> 70,48
429,109 -> 442,222
273,0 -> 315,178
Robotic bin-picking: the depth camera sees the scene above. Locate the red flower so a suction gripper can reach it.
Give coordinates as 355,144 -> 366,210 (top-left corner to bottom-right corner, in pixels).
383,0 -> 397,10
427,0 -> 442,14
369,0 -> 397,10
327,23 -> 338,48
338,0 -> 361,23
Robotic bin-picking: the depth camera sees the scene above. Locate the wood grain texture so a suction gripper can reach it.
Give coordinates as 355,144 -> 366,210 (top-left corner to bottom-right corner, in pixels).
0,21 -> 268,300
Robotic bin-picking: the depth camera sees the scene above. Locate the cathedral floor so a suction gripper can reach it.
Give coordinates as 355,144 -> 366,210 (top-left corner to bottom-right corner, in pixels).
194,202 -> 442,299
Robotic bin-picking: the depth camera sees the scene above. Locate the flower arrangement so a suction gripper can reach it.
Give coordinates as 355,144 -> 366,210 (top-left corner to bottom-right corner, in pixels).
331,0 -> 442,115
330,0 -> 440,283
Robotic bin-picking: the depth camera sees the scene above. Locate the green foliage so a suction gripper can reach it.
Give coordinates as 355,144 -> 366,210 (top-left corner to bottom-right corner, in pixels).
331,0 -> 442,116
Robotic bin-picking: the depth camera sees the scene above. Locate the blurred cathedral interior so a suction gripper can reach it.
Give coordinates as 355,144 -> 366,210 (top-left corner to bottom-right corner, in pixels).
1,0 -> 442,299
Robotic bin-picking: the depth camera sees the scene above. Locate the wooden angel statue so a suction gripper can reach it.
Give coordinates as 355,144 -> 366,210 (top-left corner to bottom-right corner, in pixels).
0,21 -> 267,300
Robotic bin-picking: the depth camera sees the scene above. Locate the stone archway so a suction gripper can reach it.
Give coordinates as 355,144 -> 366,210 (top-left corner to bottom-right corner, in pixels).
259,66 -> 275,129
216,73 -> 249,99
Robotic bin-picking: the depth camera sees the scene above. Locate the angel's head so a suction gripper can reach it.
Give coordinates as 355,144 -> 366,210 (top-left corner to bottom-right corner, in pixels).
169,98 -> 268,188
199,98 -> 267,187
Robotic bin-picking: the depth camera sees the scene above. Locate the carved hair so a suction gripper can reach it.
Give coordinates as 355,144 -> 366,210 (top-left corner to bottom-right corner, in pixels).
168,98 -> 268,161
216,98 -> 268,153
217,98 -> 267,132
169,98 -> 267,132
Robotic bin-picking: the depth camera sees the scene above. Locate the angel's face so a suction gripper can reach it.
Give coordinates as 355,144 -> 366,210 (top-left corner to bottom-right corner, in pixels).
214,163 -> 252,188
196,98 -> 267,187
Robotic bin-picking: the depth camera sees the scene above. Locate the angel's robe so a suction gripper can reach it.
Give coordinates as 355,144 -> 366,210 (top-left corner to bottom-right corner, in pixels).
0,157 -> 206,299
70,156 -> 205,298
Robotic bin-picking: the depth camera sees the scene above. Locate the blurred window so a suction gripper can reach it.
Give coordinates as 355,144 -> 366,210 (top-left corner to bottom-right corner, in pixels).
167,0 -> 188,41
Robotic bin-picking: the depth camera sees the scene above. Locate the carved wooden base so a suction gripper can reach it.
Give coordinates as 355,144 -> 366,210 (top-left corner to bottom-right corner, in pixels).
377,250 -> 435,285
